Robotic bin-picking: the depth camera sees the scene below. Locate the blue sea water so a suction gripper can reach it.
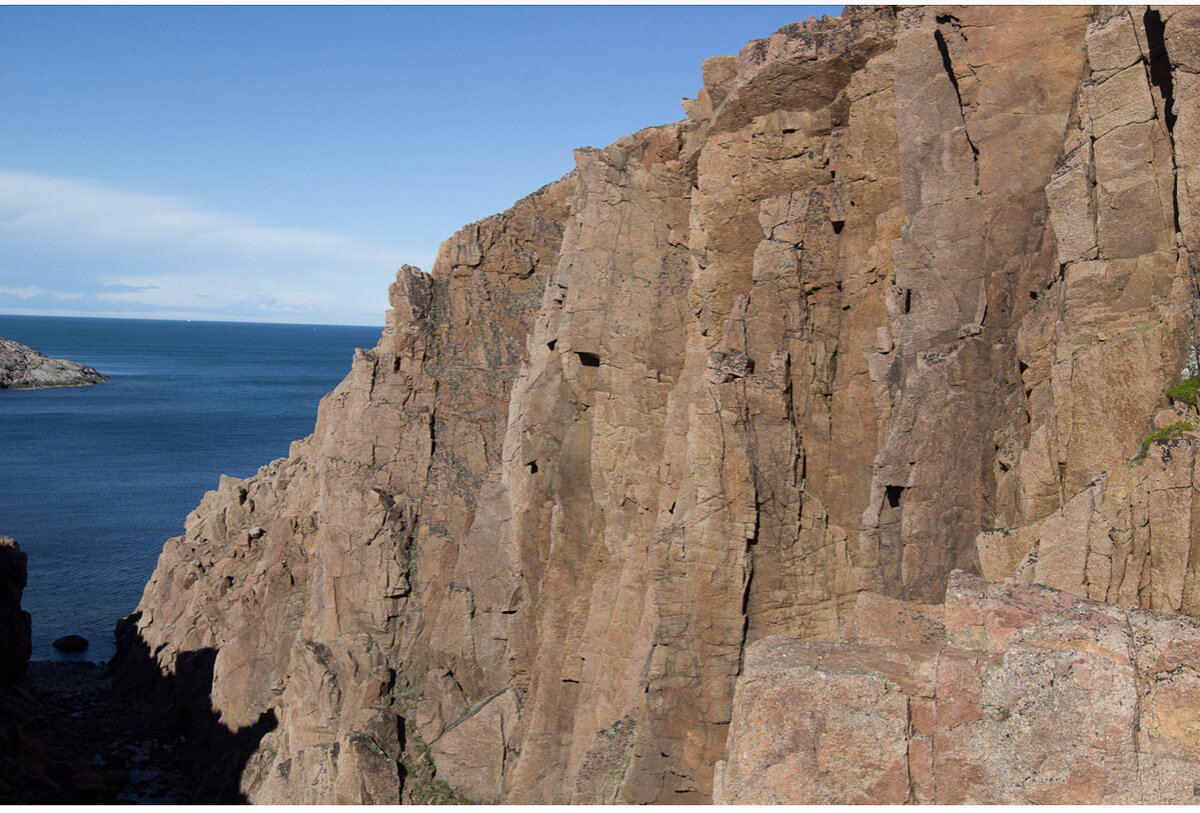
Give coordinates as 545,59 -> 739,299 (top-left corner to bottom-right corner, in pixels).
0,315 -> 382,663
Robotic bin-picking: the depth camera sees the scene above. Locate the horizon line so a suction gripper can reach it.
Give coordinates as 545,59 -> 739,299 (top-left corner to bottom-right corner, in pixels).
0,310 -> 386,331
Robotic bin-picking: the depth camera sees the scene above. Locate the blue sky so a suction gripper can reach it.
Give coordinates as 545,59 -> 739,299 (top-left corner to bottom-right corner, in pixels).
0,5 -> 843,326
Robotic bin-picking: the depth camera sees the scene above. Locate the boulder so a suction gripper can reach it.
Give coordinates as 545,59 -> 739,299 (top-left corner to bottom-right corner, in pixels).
52,635 -> 89,653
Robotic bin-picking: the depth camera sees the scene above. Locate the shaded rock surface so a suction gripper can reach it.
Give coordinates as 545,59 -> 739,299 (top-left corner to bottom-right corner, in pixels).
52,635 -> 88,654
0,537 -> 31,686
0,337 -> 107,390
111,4 -> 1200,804
716,572 -> 1200,804
0,662 -> 214,803
0,543 -> 210,803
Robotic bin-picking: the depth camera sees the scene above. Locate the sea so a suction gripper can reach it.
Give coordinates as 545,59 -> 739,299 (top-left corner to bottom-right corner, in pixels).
0,314 -> 382,663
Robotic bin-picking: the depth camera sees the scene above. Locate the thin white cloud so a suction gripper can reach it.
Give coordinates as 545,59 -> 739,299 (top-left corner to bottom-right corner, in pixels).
0,170 -> 435,324
0,285 -> 44,299
0,170 -> 394,262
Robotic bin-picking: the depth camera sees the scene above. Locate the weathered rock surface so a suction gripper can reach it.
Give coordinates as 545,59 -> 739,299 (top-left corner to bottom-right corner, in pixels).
117,178 -> 574,803
980,425 -> 1200,613
716,572 -> 1200,804
113,4 -> 1200,804
0,338 -> 107,390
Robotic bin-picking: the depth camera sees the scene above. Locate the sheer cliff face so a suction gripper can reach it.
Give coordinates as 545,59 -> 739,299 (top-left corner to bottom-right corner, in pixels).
125,5 -> 1200,804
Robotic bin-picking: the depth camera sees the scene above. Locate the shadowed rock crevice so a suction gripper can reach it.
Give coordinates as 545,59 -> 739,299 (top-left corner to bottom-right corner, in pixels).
0,538 -> 31,686
1143,9 -> 1176,131
933,28 -> 962,110
109,614 -> 277,802
1142,8 -> 1183,238
0,538 -> 273,802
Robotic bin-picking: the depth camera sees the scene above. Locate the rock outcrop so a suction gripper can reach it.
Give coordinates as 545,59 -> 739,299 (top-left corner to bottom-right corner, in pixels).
979,422 -> 1200,613
114,5 -> 1200,804
716,572 -> 1200,804
0,537 -> 31,686
0,338 -> 107,390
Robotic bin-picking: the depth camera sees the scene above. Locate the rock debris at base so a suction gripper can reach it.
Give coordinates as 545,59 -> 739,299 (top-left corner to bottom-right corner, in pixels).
0,662 -> 194,803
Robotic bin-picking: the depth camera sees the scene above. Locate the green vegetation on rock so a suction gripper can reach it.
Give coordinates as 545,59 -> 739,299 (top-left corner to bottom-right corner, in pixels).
1169,376 -> 1200,402
1139,420 -> 1197,458
398,717 -> 474,805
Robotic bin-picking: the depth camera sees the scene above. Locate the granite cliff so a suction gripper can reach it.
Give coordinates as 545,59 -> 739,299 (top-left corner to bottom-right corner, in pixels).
0,337 -> 107,390
113,5 -> 1200,803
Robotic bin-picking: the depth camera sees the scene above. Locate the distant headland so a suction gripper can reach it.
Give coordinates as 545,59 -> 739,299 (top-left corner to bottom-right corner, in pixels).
0,337 -> 108,390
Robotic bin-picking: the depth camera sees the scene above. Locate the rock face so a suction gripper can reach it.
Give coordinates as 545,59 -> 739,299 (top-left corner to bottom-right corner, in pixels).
0,537 -> 31,686
0,338 -> 107,390
716,572 -> 1200,804
115,4 -> 1200,804
979,424 -> 1200,613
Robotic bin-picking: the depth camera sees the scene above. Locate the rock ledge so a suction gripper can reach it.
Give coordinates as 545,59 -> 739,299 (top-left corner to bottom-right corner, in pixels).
716,572 -> 1200,804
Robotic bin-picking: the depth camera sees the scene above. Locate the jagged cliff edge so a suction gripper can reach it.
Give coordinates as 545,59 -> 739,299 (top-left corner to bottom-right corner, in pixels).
113,5 -> 1200,803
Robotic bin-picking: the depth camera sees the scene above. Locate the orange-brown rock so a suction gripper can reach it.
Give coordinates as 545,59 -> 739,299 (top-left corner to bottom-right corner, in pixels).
979,430 -> 1200,611
716,572 -> 1200,804
114,5 -> 1200,804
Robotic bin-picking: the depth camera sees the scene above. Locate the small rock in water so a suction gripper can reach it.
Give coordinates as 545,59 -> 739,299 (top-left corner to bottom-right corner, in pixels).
53,634 -> 89,652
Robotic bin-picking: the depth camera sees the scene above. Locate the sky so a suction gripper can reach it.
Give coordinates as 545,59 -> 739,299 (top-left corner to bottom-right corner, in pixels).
0,4 -> 843,326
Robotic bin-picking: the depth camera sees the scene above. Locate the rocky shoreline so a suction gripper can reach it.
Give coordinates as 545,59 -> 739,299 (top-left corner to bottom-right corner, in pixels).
0,537 -> 221,802
0,661 -> 195,803
0,337 -> 108,390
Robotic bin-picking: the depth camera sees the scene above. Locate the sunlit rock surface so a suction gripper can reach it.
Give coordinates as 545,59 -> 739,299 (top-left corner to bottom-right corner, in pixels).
0,338 -> 107,390
716,572 -> 1200,804
116,5 -> 1200,803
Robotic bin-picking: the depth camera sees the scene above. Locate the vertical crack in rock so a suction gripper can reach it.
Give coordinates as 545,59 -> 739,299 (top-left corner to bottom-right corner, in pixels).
1124,607 -> 1144,788
934,18 -> 980,184
1143,10 -> 1177,131
1143,8 -> 1182,236
933,27 -> 963,110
